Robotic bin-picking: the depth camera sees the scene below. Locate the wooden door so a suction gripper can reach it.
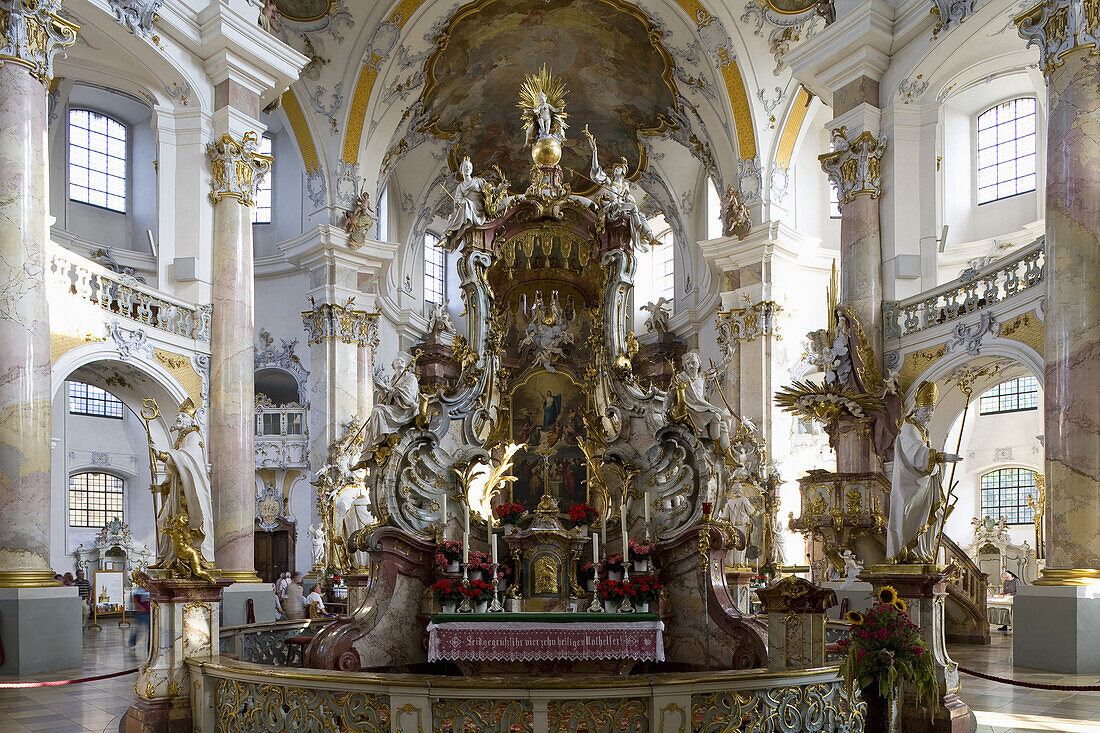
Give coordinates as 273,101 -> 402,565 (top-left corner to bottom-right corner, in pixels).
254,529 -> 292,583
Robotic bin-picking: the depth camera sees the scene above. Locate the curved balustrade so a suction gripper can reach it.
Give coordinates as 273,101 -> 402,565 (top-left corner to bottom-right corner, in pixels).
47,243 -> 211,343
883,239 -> 1044,340
219,619 -> 336,665
190,648 -> 865,733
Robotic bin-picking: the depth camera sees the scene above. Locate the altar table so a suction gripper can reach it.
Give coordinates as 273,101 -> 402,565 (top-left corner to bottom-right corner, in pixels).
427,613 -> 664,675
987,595 -> 1013,627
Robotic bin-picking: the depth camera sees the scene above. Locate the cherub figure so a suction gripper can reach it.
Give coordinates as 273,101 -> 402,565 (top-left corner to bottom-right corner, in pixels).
258,0 -> 281,33
343,190 -> 378,249
721,185 -> 752,240
163,512 -> 216,584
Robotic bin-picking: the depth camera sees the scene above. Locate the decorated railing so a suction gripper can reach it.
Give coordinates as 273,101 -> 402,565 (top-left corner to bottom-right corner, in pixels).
48,243 -> 211,342
219,619 -> 335,665
883,238 -> 1044,339
190,658 -> 865,733
941,536 -> 990,644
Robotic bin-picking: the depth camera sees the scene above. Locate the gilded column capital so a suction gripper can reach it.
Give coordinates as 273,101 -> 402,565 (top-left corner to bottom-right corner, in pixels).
206,131 -> 272,207
302,302 -> 379,347
1015,0 -> 1100,79
716,300 -> 782,358
0,0 -> 78,84
818,126 -> 887,205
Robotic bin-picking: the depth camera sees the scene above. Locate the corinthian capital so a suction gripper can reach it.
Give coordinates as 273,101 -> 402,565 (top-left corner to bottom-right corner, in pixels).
302,302 -> 379,347
1015,0 -> 1100,79
818,127 -> 887,206
0,0 -> 78,84
206,131 -> 272,207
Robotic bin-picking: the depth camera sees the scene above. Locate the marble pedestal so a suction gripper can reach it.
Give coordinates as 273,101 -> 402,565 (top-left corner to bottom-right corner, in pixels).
1013,584 -> 1100,674
0,587 -> 82,674
725,569 -> 756,615
860,565 -> 975,733
220,583 -> 276,627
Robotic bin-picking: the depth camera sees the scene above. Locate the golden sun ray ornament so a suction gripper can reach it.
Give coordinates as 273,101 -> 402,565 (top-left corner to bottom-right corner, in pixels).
518,65 -> 568,136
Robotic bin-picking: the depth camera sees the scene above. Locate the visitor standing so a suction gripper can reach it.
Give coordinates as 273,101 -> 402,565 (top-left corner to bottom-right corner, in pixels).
75,570 -> 91,628
129,585 -> 151,648
283,573 -> 305,620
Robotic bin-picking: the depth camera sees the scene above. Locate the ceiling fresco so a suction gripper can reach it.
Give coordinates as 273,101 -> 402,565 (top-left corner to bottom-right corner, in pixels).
416,0 -> 681,188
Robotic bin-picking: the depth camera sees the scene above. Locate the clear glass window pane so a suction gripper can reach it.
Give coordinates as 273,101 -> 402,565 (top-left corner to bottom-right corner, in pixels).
68,109 -> 126,213
976,98 -> 1038,204
424,233 -> 446,305
251,135 -> 273,224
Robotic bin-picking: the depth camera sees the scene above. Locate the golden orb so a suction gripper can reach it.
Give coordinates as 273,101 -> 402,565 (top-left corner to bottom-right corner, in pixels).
531,137 -> 561,166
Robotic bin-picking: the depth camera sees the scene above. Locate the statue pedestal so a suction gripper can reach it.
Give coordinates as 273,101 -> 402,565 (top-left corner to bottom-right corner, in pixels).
121,575 -> 234,733
757,577 -> 836,670
859,565 -> 975,733
724,569 -> 756,615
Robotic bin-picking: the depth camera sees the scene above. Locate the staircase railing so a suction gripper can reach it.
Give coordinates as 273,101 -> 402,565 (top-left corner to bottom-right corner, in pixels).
942,535 -> 989,643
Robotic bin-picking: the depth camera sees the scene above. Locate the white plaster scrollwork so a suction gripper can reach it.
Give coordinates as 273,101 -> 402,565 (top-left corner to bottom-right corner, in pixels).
737,157 -> 763,203
255,328 -> 309,398
191,353 -> 210,429
1015,0 -> 1100,78
0,0 -> 78,84
948,312 -> 1001,355
898,75 -> 929,103
301,301 -> 379,346
305,169 -> 326,207
716,301 -> 782,358
195,304 -> 212,342
769,162 -> 790,204
206,131 -> 272,207
107,319 -> 154,361
107,0 -> 161,37
818,127 -> 887,205
91,451 -> 110,466
334,161 -> 359,209
931,0 -> 982,40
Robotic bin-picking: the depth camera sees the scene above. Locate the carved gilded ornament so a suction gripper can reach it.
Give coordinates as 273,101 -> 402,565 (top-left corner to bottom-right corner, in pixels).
715,300 -> 781,356
0,0 -> 77,84
301,302 -> 379,346
206,131 -> 272,207
818,127 -> 887,205
1016,0 -> 1100,78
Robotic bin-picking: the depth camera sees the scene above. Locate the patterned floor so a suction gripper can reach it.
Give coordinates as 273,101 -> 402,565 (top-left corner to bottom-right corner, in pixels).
0,624 -> 1097,732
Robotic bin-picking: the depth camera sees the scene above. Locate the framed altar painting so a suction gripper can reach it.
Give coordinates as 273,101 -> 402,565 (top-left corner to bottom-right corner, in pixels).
510,371 -> 587,511
93,570 -> 125,613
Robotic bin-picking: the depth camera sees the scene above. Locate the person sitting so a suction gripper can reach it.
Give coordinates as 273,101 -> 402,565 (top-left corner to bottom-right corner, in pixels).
305,584 -> 334,618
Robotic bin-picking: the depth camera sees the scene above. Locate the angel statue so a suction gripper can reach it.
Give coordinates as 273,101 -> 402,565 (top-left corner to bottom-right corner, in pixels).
641,298 -> 672,334
584,125 -> 658,253
343,190 -> 378,250
720,185 -> 751,240
519,65 -> 568,144
442,157 -> 487,250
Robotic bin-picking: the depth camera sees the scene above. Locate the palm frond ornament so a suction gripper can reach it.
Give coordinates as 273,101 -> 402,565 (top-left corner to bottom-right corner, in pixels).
775,380 -> 883,424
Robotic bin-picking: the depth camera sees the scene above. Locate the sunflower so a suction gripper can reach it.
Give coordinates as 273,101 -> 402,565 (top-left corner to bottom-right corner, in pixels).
845,610 -> 865,625
893,598 -> 908,613
877,585 -> 899,605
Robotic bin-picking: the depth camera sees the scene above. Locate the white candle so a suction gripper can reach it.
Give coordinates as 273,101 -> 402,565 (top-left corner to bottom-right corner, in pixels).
487,511 -> 493,547
463,503 -> 470,564
592,533 -> 599,566
644,492 -> 650,527
621,507 -> 629,561
441,492 -> 447,539
491,534 -> 498,565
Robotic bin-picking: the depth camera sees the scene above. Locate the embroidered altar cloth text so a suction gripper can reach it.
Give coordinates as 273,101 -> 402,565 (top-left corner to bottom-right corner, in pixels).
426,620 -> 665,662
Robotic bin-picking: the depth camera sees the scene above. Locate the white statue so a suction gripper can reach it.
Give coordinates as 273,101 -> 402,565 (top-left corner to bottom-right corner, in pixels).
153,398 -> 215,564
443,157 -> 486,249
887,380 -> 961,561
362,353 -> 421,451
584,125 -> 657,253
308,523 -> 326,567
517,293 -> 574,372
719,468 -> 758,566
426,302 -> 455,335
641,298 -> 672,334
665,352 -> 734,456
823,313 -> 852,386
839,549 -> 864,588
334,485 -> 375,568
524,92 -> 565,145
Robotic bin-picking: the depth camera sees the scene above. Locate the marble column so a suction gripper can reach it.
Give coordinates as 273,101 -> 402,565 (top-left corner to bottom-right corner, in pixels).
0,2 -> 76,585
0,0 -> 82,674
1012,0 -> 1100,674
206,133 -> 271,584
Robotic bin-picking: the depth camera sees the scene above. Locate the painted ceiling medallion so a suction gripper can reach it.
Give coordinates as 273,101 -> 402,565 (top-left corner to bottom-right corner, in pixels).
274,0 -> 332,23
763,0 -> 821,14
418,0 -> 680,191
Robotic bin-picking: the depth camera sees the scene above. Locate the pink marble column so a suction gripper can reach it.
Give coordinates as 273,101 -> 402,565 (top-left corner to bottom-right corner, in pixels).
1037,47 -> 1100,578
206,133 -> 270,582
0,5 -> 76,588
840,194 -> 883,359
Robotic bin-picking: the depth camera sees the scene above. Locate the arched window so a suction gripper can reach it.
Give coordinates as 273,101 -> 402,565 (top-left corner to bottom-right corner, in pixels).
424,232 -> 446,305
252,134 -> 273,224
376,183 -> 389,241
68,109 -> 127,213
706,178 -> 723,240
976,98 -> 1036,204
637,216 -> 674,312
979,376 -> 1039,415
980,468 -> 1038,525
69,472 -> 124,527
68,381 -> 123,419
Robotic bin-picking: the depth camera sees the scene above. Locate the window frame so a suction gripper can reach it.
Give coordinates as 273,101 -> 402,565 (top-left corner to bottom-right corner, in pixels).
423,231 -> 446,306
980,467 -> 1038,525
67,108 -> 128,214
68,471 -> 125,528
67,381 -> 124,419
974,97 -> 1038,206
251,134 -> 274,225
978,376 -> 1039,416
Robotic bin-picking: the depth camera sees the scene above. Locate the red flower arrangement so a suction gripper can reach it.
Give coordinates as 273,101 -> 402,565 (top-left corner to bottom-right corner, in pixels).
599,552 -> 625,575
578,560 -> 596,580
431,579 -> 465,606
436,540 -> 463,562
468,550 -> 493,573
494,502 -> 525,524
597,578 -> 636,602
629,574 -> 662,604
463,578 -> 495,603
568,503 -> 599,526
628,538 -> 656,561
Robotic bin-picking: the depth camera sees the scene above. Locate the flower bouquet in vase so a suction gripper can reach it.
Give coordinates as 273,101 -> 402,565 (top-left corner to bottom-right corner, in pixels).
597,578 -> 636,613
627,574 -> 661,613
600,552 -> 625,581
468,550 -> 492,582
431,579 -> 465,614
628,538 -> 656,573
494,502 -> 525,532
435,540 -> 463,573
837,586 -> 937,733
568,503 -> 599,533
464,579 -> 495,614
579,561 -> 596,592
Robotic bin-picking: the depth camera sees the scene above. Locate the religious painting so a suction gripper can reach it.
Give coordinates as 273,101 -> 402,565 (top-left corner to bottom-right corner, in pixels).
418,0 -> 679,190
510,371 -> 587,511
273,0 -> 332,22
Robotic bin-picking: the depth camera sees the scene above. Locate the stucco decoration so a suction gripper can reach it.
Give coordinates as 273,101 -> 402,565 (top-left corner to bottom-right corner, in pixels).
416,0 -> 679,189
